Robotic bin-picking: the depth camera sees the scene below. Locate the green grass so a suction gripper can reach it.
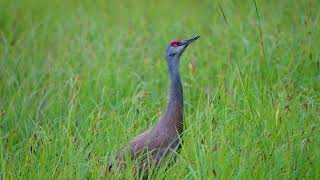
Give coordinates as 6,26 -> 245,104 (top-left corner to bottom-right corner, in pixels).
1,0 -> 320,179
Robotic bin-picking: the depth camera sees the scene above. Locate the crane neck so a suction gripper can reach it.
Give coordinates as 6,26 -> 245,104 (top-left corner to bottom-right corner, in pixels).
162,56 -> 184,133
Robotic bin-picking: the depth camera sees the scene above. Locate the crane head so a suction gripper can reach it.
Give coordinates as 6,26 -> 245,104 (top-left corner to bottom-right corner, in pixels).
166,36 -> 200,59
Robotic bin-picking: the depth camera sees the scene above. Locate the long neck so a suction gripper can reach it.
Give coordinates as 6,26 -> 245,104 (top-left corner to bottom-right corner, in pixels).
162,57 -> 184,133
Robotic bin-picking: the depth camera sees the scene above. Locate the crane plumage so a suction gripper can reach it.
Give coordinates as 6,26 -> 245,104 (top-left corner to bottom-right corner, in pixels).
106,36 -> 200,175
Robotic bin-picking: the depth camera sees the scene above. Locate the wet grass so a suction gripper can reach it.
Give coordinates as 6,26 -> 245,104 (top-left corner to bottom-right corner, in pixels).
0,0 -> 319,179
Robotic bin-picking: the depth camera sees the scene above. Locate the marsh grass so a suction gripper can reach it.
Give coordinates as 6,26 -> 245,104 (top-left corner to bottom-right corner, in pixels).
0,0 -> 319,179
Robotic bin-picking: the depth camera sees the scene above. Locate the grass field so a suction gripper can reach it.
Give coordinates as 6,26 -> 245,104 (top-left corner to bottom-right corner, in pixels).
1,0 -> 320,179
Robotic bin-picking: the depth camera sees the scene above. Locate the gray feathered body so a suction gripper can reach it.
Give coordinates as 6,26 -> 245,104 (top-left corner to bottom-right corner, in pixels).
107,36 -> 199,174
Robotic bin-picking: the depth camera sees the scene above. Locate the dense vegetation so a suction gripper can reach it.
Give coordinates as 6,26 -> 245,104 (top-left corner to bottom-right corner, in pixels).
0,0 -> 319,179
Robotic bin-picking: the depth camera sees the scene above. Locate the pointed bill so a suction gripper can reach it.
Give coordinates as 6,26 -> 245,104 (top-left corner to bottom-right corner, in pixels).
184,36 -> 200,45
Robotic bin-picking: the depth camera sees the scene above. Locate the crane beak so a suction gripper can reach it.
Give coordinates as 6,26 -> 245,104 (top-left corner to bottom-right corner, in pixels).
176,36 -> 200,57
184,36 -> 200,46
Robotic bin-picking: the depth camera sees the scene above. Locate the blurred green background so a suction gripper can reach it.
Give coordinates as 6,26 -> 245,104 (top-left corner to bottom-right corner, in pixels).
0,0 -> 319,179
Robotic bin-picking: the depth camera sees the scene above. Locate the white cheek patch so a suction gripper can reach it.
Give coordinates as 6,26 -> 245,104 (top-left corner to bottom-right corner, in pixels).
175,46 -> 185,52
